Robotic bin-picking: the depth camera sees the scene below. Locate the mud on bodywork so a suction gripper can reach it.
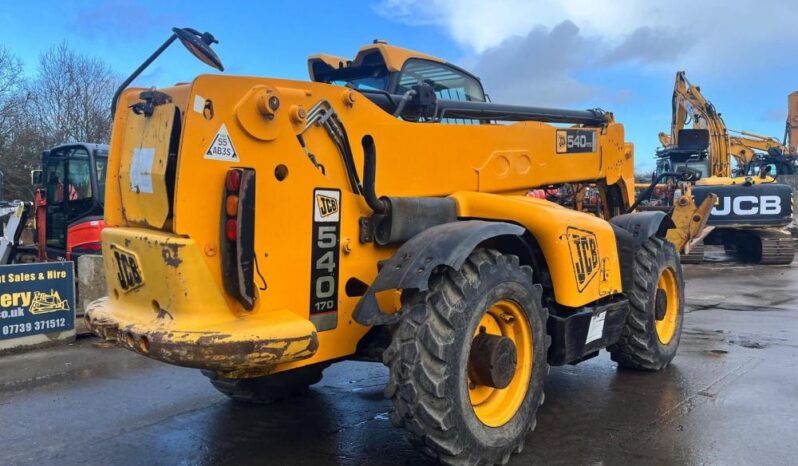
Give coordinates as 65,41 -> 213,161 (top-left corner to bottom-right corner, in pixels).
88,227 -> 320,378
87,298 -> 318,378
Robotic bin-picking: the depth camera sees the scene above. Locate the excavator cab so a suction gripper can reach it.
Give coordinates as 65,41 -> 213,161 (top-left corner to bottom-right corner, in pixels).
656,128 -> 711,180
35,143 -> 108,261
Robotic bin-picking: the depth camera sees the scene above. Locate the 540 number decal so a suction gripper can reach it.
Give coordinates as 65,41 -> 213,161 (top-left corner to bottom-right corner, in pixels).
309,189 -> 341,329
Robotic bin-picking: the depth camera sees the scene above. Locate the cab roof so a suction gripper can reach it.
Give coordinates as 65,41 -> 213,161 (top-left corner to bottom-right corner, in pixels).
307,42 -> 446,82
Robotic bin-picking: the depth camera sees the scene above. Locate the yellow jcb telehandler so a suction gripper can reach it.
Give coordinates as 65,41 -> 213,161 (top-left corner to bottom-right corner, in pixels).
88,28 -> 706,465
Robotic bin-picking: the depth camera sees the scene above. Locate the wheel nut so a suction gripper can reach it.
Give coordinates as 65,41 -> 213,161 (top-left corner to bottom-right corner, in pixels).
500,313 -> 515,323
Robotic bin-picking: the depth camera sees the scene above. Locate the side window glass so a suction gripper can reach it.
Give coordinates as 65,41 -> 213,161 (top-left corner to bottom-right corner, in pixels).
44,160 -> 66,204
396,59 -> 485,124
397,59 -> 485,102
66,149 -> 92,201
95,157 -> 108,203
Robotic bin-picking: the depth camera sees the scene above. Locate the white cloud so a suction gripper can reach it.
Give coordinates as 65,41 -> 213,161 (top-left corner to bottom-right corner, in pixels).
374,0 -> 797,105
375,0 -> 797,70
375,0 -> 635,52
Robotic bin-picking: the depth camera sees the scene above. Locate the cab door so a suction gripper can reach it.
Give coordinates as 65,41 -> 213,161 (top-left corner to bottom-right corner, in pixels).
42,145 -> 98,258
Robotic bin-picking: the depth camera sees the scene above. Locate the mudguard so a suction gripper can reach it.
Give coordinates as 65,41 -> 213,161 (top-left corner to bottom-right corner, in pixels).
609,211 -> 675,249
353,220 -> 524,326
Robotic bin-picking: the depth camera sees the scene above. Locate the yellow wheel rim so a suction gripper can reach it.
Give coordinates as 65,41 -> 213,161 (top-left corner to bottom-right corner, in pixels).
468,300 -> 533,427
655,267 -> 679,344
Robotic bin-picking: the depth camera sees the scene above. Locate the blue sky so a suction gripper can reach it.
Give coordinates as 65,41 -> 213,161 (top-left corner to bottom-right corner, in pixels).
1,0 -> 794,171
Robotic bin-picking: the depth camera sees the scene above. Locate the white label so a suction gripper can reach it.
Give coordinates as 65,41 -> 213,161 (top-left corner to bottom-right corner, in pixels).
129,148 -> 155,194
585,311 -> 606,344
314,189 -> 340,222
193,95 -> 205,113
204,123 -> 239,162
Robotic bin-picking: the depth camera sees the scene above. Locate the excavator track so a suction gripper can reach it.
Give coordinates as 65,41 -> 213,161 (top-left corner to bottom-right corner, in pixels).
734,230 -> 796,265
680,241 -> 705,264
755,231 -> 796,265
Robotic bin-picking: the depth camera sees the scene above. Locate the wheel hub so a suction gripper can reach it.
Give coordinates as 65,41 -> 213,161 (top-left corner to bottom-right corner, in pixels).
654,289 -> 668,321
469,332 -> 517,389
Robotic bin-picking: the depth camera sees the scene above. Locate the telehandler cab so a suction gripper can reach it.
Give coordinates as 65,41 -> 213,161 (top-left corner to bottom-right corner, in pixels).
88,29 -> 698,465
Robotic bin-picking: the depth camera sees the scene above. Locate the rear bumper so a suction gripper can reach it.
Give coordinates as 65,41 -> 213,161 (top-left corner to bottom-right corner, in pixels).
86,227 -> 318,377
87,298 -> 318,377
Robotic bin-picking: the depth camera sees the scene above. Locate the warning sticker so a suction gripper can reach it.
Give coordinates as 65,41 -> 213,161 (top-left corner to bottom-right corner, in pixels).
585,311 -> 606,344
130,147 -> 154,194
204,123 -> 239,162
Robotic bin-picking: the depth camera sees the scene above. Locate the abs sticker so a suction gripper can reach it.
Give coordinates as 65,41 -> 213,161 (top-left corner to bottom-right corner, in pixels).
204,123 -> 240,162
309,189 -> 341,331
556,129 -> 597,154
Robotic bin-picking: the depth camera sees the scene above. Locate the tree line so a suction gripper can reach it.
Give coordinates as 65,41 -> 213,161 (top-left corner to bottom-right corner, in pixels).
0,43 -> 117,200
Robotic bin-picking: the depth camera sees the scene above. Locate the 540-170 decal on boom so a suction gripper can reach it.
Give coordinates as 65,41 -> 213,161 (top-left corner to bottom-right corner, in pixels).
556,129 -> 597,154
309,189 -> 341,331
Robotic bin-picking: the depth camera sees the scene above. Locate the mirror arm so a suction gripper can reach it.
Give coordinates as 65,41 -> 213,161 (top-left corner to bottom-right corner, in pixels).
110,33 -> 178,117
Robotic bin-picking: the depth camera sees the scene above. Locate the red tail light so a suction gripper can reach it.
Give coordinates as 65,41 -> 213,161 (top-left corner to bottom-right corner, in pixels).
224,218 -> 237,241
221,168 -> 256,309
226,169 -> 242,192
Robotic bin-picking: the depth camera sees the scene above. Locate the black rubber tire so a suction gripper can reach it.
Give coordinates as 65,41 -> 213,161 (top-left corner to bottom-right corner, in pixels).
203,362 -> 329,404
609,237 -> 685,371
383,249 -> 549,466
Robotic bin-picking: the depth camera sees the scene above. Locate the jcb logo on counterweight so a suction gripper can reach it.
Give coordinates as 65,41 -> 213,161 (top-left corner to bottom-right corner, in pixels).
566,227 -> 600,292
711,195 -> 782,216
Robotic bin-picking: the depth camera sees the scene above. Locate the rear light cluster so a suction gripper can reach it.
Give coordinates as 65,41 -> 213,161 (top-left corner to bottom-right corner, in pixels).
221,168 -> 257,310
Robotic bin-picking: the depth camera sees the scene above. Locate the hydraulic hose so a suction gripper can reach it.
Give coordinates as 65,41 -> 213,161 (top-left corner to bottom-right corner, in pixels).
361,135 -> 389,214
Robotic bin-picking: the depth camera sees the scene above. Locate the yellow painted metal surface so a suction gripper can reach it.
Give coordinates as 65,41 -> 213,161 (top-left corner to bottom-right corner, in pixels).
93,61 -> 637,375
469,299 -> 532,427
696,175 -> 778,186
452,192 -> 623,306
116,103 -> 175,228
666,189 -> 716,253
789,92 -> 798,153
655,267 -> 680,345
88,228 -> 318,376
308,43 -> 445,81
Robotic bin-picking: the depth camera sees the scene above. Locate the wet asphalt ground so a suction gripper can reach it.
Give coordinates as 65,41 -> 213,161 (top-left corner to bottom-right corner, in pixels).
1,248 -> 797,466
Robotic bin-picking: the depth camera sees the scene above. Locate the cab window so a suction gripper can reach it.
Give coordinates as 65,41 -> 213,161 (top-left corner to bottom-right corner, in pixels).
66,148 -> 92,201
44,158 -> 66,204
95,151 -> 109,204
396,59 -> 485,103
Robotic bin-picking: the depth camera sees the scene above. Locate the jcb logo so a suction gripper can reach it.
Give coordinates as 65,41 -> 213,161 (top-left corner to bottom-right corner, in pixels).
556,129 -> 596,153
567,227 -> 600,291
314,189 -> 341,223
316,194 -> 339,218
711,195 -> 782,216
556,133 -> 568,152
